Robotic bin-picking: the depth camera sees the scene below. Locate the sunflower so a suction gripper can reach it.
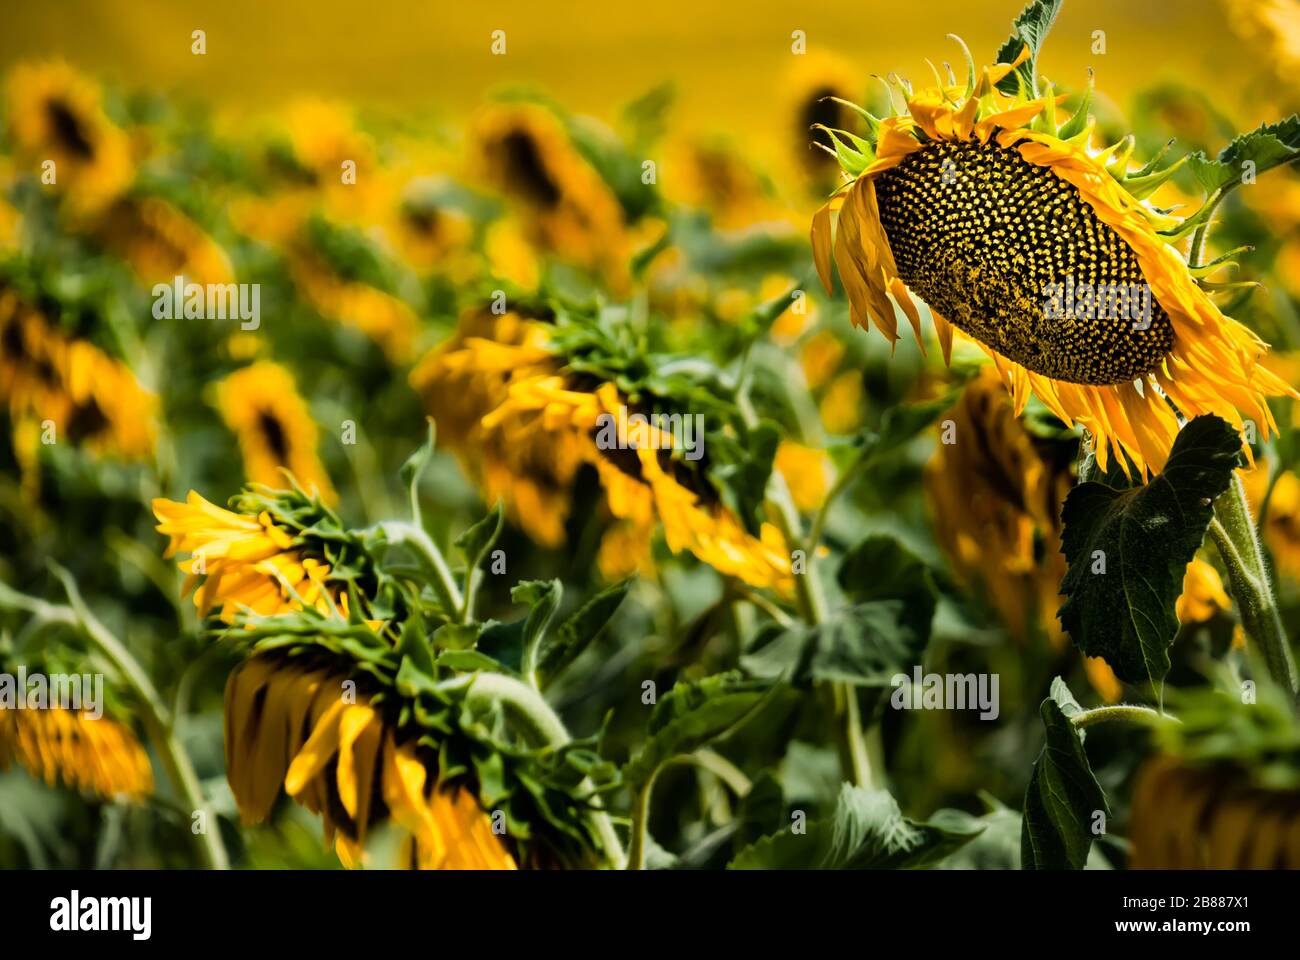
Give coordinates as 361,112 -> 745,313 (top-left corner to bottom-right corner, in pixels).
0,706 -> 152,800
0,283 -> 157,462
214,362 -> 336,503
92,195 -> 233,287
152,491 -> 347,623
287,249 -> 420,363
3,61 -> 132,213
473,103 -> 628,284
224,654 -> 515,869
812,44 -> 1296,477
1176,557 -> 1232,625
1130,755 -> 1300,868
411,310 -> 793,592
925,367 -> 1074,646
775,440 -> 831,512
783,50 -> 861,189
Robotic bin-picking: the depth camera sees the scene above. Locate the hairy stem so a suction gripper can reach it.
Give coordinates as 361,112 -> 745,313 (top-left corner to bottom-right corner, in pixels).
1209,476 -> 1297,698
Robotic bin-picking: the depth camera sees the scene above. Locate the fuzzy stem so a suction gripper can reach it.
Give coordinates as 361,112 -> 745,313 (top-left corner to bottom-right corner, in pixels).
1208,476 -> 1297,698
1070,704 -> 1170,730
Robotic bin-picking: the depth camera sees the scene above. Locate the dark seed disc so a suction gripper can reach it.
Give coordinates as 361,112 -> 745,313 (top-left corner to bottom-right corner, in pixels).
873,137 -> 1174,385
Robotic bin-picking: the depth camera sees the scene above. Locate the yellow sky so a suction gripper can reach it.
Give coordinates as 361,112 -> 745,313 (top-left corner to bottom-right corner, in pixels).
0,0 -> 1265,160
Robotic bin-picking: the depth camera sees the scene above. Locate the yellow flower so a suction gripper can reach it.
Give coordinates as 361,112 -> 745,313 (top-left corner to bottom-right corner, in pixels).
1175,557 -> 1232,625
288,250 -> 420,363
214,362 -> 336,503
411,311 -> 793,592
152,491 -> 346,623
783,50 -> 861,190
775,440 -> 830,512
0,707 -> 152,800
925,368 -> 1073,647
812,47 -> 1296,478
818,370 -> 864,435
473,103 -> 628,286
4,61 -> 132,213
1130,755 -> 1300,868
92,195 -> 233,286
663,137 -> 786,231
225,655 -> 516,869
1242,466 -> 1300,583
0,283 -> 157,462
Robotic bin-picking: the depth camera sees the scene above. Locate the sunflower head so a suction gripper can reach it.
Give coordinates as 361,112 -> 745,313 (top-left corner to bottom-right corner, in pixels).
811,38 -> 1297,477
4,61 -> 133,213
214,361 -> 336,504
0,705 -> 152,800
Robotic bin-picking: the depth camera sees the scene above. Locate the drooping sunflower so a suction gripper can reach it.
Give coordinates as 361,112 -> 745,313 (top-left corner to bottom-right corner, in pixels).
3,61 -> 132,213
91,195 -> 233,287
473,103 -> 628,284
213,362 -> 336,503
152,490 -> 348,623
812,44 -> 1296,477
0,282 -> 157,463
224,654 -> 516,869
286,246 -> 420,364
0,706 -> 152,800
1131,754 -> 1300,868
410,309 -> 793,592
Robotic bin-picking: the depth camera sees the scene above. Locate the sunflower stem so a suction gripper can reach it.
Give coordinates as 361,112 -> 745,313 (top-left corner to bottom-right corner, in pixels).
0,572 -> 229,869
1070,704 -> 1172,729
1209,475 -> 1298,699
464,672 -> 626,868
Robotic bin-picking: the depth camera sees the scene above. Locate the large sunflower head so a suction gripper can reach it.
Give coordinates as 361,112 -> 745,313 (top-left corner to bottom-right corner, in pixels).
811,39 -> 1297,477
3,61 -> 133,213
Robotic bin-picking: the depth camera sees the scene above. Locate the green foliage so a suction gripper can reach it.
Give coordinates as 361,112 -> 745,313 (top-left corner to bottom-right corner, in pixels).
729,783 -> 982,869
1058,415 -> 1242,688
1020,678 -> 1109,870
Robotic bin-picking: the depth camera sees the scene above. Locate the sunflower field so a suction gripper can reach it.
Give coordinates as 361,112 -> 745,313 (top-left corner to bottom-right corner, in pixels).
2,0 -> 1300,880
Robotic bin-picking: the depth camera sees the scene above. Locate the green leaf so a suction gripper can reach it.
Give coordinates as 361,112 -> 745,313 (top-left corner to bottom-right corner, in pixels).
1021,678 -> 1109,870
850,389 -> 963,470
512,579 -> 562,682
729,783 -> 982,869
624,672 -> 773,786
1057,415 -> 1242,687
743,534 -> 936,687
535,578 -> 632,689
993,0 -> 1063,97
399,420 -> 436,517
1186,115 -> 1300,194
455,500 -> 505,573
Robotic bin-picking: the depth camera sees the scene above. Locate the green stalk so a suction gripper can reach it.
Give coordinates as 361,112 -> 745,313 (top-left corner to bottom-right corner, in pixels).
464,672 -> 625,868
1070,704 -> 1170,730
1209,476 -> 1297,698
